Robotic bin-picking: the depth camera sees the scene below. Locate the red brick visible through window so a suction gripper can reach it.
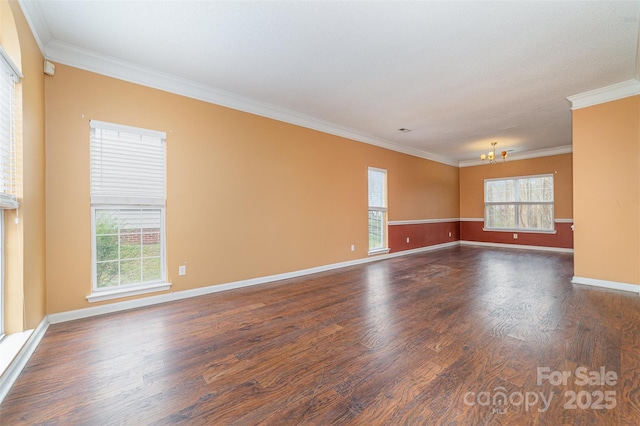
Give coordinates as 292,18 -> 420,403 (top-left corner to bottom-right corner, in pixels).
119,228 -> 160,245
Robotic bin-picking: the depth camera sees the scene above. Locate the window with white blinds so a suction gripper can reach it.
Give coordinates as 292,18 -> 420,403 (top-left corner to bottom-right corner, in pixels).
0,46 -> 19,337
0,49 -> 19,209
368,167 -> 387,253
90,121 -> 167,293
90,120 -> 166,205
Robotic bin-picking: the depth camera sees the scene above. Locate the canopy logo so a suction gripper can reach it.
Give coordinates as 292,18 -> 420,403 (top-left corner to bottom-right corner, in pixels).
463,366 -> 617,414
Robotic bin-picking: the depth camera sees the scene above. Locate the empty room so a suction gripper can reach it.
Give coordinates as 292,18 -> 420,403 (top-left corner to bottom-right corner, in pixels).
0,0 -> 639,424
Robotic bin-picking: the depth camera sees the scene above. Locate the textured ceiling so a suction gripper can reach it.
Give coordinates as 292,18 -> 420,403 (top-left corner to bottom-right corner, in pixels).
19,1 -> 640,164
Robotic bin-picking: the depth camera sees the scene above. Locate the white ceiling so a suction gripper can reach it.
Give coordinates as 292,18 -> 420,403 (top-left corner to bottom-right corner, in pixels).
19,0 -> 640,165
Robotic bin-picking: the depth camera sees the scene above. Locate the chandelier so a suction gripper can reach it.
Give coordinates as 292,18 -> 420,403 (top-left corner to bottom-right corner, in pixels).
481,142 -> 507,164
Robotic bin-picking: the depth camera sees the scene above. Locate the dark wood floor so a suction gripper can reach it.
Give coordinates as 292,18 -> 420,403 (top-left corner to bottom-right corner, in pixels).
1,246 -> 639,425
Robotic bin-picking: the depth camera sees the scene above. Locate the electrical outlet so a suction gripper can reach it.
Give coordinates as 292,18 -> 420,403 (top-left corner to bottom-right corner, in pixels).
448,232 -> 452,237
406,237 -> 410,243
513,233 -> 518,240
179,265 -> 186,276
350,244 -> 355,252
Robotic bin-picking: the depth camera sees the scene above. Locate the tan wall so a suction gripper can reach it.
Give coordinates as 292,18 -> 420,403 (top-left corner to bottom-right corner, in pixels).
45,64 -> 459,314
572,95 -> 640,285
459,153 -> 573,219
11,0 -> 46,330
0,1 -> 20,68
390,155 -> 459,220
0,1 -> 46,333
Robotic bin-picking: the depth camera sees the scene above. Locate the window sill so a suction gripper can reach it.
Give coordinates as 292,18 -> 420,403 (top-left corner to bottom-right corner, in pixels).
482,228 -> 557,235
368,248 -> 390,256
86,282 -> 172,303
0,330 -> 32,378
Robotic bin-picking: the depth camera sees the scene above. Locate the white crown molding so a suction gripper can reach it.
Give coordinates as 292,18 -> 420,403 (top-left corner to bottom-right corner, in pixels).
17,0 -> 48,55
17,0 -> 579,169
17,0 -> 586,169
554,218 -> 573,223
572,276 -> 640,294
458,145 -> 573,167
460,240 -> 574,253
38,39 -> 458,167
389,218 -> 459,225
567,79 -> 640,110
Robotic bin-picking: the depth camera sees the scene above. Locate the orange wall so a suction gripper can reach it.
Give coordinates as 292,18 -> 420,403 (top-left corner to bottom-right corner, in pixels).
459,153 -> 573,219
0,1 -> 46,332
45,64 -> 459,314
572,95 -> 640,285
11,0 -> 46,330
389,154 -> 459,220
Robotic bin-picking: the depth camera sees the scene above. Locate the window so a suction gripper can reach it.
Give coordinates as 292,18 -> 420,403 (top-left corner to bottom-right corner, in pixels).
368,167 -> 388,254
0,49 -> 19,211
89,120 -> 168,301
484,174 -> 554,232
0,48 -> 20,335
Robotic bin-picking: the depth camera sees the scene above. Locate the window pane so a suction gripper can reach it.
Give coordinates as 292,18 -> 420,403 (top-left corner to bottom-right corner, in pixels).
95,209 -> 119,234
96,261 -> 119,288
485,205 -> 516,229
143,257 -> 162,282
518,204 -> 554,230
120,234 -> 141,260
142,233 -> 161,257
119,209 -> 142,234
368,169 -> 386,208
485,180 -> 515,202
369,210 -> 384,250
141,209 -> 161,231
120,259 -> 142,285
96,235 -> 118,261
94,208 -> 163,289
518,176 -> 553,202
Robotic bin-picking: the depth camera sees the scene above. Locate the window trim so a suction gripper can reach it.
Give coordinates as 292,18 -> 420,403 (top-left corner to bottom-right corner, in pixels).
483,173 -> 555,233
368,167 -> 389,255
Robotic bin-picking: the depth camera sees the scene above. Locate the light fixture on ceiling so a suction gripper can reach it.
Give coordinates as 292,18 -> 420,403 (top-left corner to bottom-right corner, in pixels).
480,141 -> 507,164
398,128 -> 411,133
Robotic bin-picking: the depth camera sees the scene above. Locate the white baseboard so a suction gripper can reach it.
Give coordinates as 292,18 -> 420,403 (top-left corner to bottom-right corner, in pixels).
460,240 -> 574,253
49,240 -> 460,324
0,317 -> 50,404
386,241 -> 460,258
571,276 -> 640,294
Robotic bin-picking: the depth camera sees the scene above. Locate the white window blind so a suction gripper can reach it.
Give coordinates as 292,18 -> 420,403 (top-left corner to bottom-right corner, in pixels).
90,120 -> 166,206
0,48 -> 19,209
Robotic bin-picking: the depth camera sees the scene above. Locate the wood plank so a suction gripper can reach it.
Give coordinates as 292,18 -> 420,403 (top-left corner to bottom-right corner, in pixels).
0,246 -> 637,424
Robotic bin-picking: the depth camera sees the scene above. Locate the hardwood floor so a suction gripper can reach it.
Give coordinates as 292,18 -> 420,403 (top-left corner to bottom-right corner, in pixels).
1,246 -> 639,425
